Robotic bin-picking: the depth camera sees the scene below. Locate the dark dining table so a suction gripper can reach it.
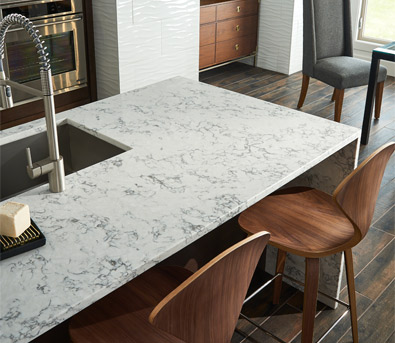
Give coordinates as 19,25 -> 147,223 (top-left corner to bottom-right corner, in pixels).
361,41 -> 395,145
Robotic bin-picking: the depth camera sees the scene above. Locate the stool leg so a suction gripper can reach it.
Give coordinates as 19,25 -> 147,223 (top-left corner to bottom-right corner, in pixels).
298,74 -> 310,108
273,249 -> 287,304
301,258 -> 320,343
345,249 -> 359,343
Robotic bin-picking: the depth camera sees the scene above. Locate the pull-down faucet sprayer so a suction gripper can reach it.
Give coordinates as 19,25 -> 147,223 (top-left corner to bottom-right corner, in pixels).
0,14 -> 65,193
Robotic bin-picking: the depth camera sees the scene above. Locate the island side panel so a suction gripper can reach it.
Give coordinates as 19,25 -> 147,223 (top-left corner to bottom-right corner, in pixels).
265,138 -> 359,308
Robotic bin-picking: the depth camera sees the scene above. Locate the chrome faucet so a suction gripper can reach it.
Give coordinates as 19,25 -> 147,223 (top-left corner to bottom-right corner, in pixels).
0,14 -> 65,193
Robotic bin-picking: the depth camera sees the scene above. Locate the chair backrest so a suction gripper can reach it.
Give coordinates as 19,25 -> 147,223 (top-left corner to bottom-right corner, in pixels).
303,0 -> 353,75
333,142 -> 395,242
149,231 -> 270,343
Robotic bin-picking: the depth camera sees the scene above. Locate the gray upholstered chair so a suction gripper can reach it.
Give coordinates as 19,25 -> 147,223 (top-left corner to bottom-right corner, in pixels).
298,0 -> 387,122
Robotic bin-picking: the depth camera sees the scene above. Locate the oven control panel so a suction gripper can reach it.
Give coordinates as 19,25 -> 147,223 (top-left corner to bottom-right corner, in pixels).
1,0 -> 82,20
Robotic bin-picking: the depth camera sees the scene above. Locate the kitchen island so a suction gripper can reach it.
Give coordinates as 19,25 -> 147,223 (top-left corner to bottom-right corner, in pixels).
0,77 -> 360,343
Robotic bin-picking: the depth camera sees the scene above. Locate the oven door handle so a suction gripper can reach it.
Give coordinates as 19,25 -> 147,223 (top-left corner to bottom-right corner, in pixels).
8,16 -> 82,32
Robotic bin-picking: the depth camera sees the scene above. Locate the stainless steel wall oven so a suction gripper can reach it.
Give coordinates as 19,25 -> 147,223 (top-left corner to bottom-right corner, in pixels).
0,0 -> 87,105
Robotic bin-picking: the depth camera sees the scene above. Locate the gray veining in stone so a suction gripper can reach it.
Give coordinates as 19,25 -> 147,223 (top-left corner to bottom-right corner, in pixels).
0,77 -> 360,343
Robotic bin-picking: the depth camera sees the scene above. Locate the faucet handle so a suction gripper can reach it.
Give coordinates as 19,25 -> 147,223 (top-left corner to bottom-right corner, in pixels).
26,147 -> 33,169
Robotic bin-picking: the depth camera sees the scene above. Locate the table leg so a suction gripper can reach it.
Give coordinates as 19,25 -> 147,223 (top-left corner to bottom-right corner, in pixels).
361,55 -> 380,145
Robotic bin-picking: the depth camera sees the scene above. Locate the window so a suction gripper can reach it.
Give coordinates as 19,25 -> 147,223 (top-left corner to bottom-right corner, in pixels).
358,0 -> 395,44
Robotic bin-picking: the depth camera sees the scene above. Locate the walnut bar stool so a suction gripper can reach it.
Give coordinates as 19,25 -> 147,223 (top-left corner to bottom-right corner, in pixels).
238,142 -> 395,343
69,231 -> 270,343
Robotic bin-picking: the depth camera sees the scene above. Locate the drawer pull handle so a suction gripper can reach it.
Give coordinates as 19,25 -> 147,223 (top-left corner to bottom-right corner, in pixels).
236,6 -> 241,12
236,25 -> 240,31
235,44 -> 239,50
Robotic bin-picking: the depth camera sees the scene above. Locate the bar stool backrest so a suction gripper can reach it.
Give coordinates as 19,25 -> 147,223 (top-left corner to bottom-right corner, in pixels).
333,142 -> 395,242
148,231 -> 270,343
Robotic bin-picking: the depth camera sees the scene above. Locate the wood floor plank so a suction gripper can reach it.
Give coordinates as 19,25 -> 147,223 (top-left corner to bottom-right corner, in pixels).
354,239 -> 394,300
298,86 -> 337,114
202,64 -> 269,88
373,179 -> 395,223
241,74 -> 290,97
286,291 -> 326,313
339,281 -> 395,343
250,304 -> 303,343
199,63 -> 251,82
386,120 -> 395,131
233,273 -> 298,339
239,333 -> 280,343
385,331 -> 395,343
311,86 -> 368,121
352,227 -> 394,276
272,81 -> 333,109
222,70 -> 280,92
358,128 -> 395,163
372,206 -> 395,236
291,289 -> 371,343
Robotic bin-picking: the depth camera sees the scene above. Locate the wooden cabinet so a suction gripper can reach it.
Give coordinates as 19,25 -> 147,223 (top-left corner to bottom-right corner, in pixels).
199,0 -> 259,70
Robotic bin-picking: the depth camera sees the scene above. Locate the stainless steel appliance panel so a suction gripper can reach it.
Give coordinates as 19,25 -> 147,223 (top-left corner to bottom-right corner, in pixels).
0,0 -> 82,21
1,7 -> 87,104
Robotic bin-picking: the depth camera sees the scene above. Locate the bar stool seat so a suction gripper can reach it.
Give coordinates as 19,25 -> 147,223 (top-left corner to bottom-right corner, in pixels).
239,187 -> 355,257
238,142 -> 395,343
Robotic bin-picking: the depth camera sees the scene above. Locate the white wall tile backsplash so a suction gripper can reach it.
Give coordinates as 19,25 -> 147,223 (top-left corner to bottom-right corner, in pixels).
118,21 -> 162,64
133,0 -> 198,23
256,0 -> 303,75
93,0 -> 199,99
91,0 -> 120,99
289,0 -> 303,74
162,13 -> 199,53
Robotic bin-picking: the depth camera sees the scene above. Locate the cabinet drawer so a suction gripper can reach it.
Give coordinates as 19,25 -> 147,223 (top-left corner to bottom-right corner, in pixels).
200,6 -> 216,24
215,35 -> 256,64
200,23 -> 216,46
200,44 -> 216,69
216,15 -> 258,42
217,0 -> 258,21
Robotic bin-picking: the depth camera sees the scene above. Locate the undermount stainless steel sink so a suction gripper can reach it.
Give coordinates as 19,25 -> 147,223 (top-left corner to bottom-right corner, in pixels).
1,124 -> 128,201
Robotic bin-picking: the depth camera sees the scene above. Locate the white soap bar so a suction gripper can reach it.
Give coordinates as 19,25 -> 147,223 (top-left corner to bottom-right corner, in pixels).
0,202 -> 31,238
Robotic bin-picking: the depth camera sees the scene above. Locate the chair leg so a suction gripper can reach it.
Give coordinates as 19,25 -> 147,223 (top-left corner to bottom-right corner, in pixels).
273,249 -> 287,304
345,249 -> 359,343
297,74 -> 310,108
301,258 -> 320,343
331,88 -> 337,102
374,81 -> 384,119
334,89 -> 345,122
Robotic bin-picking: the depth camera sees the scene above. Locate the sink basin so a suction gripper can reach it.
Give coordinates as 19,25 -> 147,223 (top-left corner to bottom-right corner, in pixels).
1,123 -> 127,201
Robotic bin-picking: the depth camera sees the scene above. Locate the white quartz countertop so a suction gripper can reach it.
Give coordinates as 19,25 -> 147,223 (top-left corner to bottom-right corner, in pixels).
0,77 -> 360,343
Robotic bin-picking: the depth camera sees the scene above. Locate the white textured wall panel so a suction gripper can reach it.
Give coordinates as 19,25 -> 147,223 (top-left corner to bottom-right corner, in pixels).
162,13 -> 199,53
119,0 -> 199,92
117,0 -> 134,26
289,0 -> 303,74
119,47 -> 199,93
118,21 -> 162,65
256,0 -> 293,74
133,0 -> 198,23
91,0 -> 120,99
93,0 -> 199,97
161,46 -> 199,80
256,0 -> 302,75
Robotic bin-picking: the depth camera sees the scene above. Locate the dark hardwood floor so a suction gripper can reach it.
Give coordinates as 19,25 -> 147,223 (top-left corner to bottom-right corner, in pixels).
200,63 -> 395,343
